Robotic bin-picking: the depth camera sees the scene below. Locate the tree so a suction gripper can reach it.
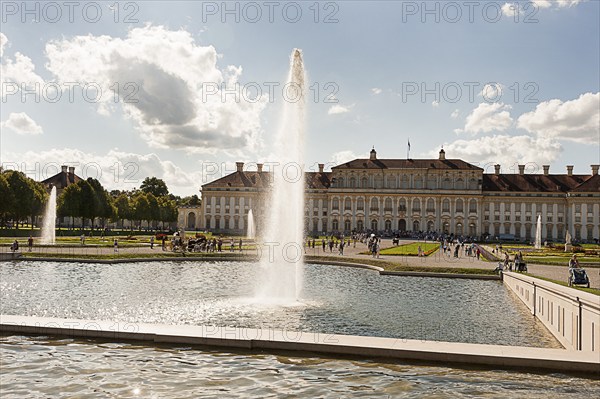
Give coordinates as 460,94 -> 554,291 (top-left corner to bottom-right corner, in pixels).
146,192 -> 160,229
0,173 -> 15,225
180,194 -> 201,206
113,193 -> 132,229
4,170 -> 47,228
87,178 -> 114,228
132,193 -> 150,229
58,184 -> 82,229
140,177 -> 169,197
158,196 -> 178,229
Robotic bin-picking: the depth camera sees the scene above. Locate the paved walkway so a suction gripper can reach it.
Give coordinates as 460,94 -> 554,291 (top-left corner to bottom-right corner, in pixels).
4,239 -> 599,289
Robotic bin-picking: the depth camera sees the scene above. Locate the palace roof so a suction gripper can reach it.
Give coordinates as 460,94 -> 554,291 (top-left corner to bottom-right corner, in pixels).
482,174 -> 595,193
332,158 -> 482,170
202,171 -> 332,190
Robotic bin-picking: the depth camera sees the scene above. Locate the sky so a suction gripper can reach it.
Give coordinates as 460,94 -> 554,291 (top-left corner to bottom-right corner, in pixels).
1,0 -> 599,196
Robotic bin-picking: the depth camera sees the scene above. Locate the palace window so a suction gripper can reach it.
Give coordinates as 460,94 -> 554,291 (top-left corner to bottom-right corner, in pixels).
469,199 -> 477,213
412,198 -> 421,212
442,199 -> 450,212
370,198 -> 379,212
399,198 -> 407,212
456,199 -> 464,213
426,198 -> 435,212
357,198 -> 365,211
384,198 -> 392,212
332,198 -> 339,210
344,198 -> 352,211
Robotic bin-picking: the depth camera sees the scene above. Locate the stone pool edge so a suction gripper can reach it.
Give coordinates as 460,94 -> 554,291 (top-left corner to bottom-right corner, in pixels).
1,315 -> 597,375
8,255 -> 501,280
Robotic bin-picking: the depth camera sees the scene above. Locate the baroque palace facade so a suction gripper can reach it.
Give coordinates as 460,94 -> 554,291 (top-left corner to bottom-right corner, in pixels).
185,149 -> 600,242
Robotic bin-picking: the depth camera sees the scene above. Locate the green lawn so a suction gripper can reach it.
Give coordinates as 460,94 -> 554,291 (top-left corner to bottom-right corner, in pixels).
527,273 -> 600,296
524,256 -> 600,267
378,242 -> 440,256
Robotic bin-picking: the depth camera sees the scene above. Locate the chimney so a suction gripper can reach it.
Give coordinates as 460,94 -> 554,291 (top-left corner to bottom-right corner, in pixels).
494,164 -> 501,175
566,165 -> 573,176
370,147 -> 377,160
257,163 -> 263,173
61,165 -> 68,173
518,165 -> 525,175
543,165 -> 549,175
68,166 -> 75,175
592,165 -> 599,175
318,163 -> 324,173
439,148 -> 446,160
236,162 -> 244,173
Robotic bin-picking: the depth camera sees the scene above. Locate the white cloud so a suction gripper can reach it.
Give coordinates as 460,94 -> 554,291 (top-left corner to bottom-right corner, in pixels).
479,83 -> 504,102
1,112 -> 43,135
2,148 -> 206,196
451,109 -> 460,119
429,135 -> 562,167
456,102 -> 513,135
371,88 -> 382,95
502,3 -> 519,17
328,104 -> 350,115
531,0 -> 553,8
432,100 -> 440,108
517,92 -> 599,144
330,150 -> 368,165
43,25 -> 267,155
0,32 -> 7,57
0,34 -> 45,100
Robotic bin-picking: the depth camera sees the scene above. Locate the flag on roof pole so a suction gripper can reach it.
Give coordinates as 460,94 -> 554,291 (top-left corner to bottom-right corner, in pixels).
407,139 -> 411,159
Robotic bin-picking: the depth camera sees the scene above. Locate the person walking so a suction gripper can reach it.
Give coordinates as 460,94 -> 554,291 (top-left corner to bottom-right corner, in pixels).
28,235 -> 33,252
150,236 -> 155,249
113,239 -> 119,253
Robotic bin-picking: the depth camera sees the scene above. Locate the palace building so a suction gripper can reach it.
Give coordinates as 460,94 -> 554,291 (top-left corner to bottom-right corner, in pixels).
194,149 -> 600,242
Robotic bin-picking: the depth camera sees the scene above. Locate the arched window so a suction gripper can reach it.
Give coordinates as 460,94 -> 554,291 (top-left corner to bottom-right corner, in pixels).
442,221 -> 449,233
344,219 -> 351,232
371,219 -> 378,231
375,175 -> 383,189
412,220 -> 420,231
398,219 -> 407,231
313,219 -> 319,232
384,198 -> 392,211
426,198 -> 434,212
427,220 -> 434,231
385,219 -> 392,231
469,199 -> 477,213
469,178 -> 478,190
332,219 -> 339,231
412,198 -> 421,212
337,177 -> 344,188
399,198 -> 407,212
187,212 -> 196,229
427,175 -> 437,189
332,198 -> 339,210
401,175 -> 409,189
349,177 -> 357,188
414,175 -> 423,189
456,199 -> 464,213
357,198 -> 364,211
361,177 -> 369,188
442,199 -> 450,212
357,220 -> 364,231
442,177 -> 452,190
386,176 -> 396,189
344,197 -> 352,211
370,198 -> 379,212
456,222 -> 463,235
455,178 -> 465,190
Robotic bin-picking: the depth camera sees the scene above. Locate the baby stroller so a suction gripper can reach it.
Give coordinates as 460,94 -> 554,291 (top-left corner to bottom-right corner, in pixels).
568,267 -> 590,288
514,259 -> 527,272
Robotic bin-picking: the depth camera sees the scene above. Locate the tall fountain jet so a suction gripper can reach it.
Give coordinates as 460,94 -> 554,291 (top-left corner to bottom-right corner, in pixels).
246,209 -> 256,240
255,49 -> 306,302
534,214 -> 542,249
41,186 -> 57,245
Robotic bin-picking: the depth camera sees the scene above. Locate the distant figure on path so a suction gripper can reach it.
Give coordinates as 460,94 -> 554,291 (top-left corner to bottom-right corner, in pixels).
113,239 -> 119,253
28,236 -> 33,252
150,236 -> 155,249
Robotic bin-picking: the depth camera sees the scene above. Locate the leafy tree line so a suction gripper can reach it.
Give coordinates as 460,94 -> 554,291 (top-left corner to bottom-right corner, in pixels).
58,177 -> 179,230
0,170 -> 48,228
1,173 -> 190,231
